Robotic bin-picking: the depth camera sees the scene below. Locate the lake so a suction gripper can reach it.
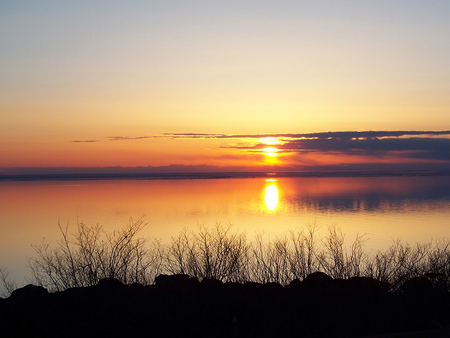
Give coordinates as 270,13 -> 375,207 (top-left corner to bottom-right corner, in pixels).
1,174 -> 450,287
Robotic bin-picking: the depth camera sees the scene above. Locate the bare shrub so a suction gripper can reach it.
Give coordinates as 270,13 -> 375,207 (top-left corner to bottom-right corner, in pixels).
287,223 -> 320,280
166,223 -> 249,282
24,217 -> 450,292
28,216 -> 163,291
249,223 -> 321,284
0,266 -> 16,297
426,238 -> 450,292
364,239 -> 438,292
316,224 -> 368,279
165,227 -> 195,275
250,234 -> 291,284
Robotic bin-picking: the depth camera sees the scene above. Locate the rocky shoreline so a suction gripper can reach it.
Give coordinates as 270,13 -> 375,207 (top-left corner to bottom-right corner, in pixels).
1,273 -> 449,337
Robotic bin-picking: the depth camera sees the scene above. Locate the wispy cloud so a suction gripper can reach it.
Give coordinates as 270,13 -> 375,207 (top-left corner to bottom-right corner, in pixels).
70,140 -> 100,143
70,136 -> 154,142
71,131 -> 450,144
162,131 -> 450,140
161,133 -> 237,139
69,130 -> 450,163
109,136 -> 154,141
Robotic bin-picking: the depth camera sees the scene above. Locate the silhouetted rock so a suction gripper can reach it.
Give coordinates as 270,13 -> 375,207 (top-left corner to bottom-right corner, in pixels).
346,276 -> 390,298
333,278 -> 348,293
2,274 -> 450,338
154,273 -> 169,286
129,282 -> 144,293
243,281 -> 263,292
60,285 -> 92,299
155,273 -> 199,294
10,284 -> 48,300
402,276 -> 434,296
96,277 -> 124,290
265,282 -> 283,294
201,277 -> 223,290
302,272 -> 334,292
285,278 -> 302,292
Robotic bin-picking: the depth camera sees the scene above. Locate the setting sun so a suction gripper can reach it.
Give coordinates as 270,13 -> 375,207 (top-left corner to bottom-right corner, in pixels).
261,147 -> 279,157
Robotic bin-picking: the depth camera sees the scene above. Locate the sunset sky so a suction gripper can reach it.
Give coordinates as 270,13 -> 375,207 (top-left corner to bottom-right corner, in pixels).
1,1 -> 450,173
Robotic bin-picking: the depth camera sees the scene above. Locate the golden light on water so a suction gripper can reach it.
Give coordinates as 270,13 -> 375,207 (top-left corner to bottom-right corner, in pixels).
264,180 -> 279,211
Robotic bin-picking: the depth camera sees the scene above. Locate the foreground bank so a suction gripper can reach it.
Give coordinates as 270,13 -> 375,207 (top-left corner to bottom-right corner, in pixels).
1,272 -> 450,337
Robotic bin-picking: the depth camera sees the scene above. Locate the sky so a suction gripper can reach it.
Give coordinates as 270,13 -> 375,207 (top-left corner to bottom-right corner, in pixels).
1,1 -> 450,173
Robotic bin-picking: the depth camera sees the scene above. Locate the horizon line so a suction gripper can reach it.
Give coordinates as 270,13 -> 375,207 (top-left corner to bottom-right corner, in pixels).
1,169 -> 450,182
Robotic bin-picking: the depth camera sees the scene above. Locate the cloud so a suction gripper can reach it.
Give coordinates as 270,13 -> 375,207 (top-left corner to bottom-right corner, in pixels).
75,130 -> 450,144
208,131 -> 450,163
279,136 -> 450,152
109,136 -> 153,141
69,130 -> 450,163
161,133 -> 236,139
70,136 -> 155,142
70,140 -> 99,143
162,130 -> 450,140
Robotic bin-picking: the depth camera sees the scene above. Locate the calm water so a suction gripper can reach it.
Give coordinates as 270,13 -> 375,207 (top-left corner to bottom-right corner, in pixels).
1,175 -> 450,286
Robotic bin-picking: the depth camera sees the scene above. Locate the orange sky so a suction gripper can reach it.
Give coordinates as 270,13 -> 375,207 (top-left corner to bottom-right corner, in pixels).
1,2 -> 450,173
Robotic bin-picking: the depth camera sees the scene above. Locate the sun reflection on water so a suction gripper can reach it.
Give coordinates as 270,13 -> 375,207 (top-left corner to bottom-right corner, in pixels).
264,179 -> 279,211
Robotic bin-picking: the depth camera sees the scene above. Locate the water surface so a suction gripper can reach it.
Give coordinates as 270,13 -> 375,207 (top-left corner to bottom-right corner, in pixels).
1,175 -> 450,286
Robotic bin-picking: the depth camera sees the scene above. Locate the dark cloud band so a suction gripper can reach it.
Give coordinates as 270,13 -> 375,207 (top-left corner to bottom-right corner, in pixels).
69,130 -> 450,163
212,131 -> 450,162
163,131 -> 450,140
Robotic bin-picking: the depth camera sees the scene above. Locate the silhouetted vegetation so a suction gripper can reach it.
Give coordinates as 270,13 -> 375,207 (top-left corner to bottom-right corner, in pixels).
21,217 -> 450,293
3,218 -> 450,337
0,267 -> 16,298
28,217 -> 165,291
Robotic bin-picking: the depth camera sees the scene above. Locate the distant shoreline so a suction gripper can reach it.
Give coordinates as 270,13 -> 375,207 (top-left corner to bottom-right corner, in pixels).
1,170 -> 450,181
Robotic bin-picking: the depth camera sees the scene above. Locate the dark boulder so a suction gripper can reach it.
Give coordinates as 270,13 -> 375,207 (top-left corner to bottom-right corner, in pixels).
346,277 -> 390,298
155,274 -> 199,293
10,284 -> 48,300
96,277 -> 125,291
129,282 -> 144,291
265,282 -> 283,293
154,274 -> 169,286
285,278 -> 302,292
332,278 -> 347,293
201,277 -> 223,290
402,277 -> 434,296
243,281 -> 264,291
302,272 -> 334,292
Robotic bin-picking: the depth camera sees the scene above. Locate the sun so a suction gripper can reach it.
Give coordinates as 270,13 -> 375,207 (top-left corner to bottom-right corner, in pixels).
261,147 -> 279,157
258,137 -> 284,157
